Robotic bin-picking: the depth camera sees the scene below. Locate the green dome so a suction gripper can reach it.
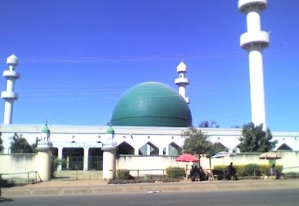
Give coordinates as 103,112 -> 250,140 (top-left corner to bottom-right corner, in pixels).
111,82 -> 192,127
42,124 -> 50,133
106,125 -> 115,134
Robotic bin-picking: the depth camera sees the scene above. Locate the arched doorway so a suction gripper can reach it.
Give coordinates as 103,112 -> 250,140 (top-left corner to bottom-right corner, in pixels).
62,147 -> 84,170
118,141 -> 134,155
163,142 -> 182,156
139,142 -> 159,155
88,148 -> 103,170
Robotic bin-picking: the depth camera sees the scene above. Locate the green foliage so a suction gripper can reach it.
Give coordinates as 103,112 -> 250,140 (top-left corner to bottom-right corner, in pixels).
10,133 -> 36,153
0,132 -> 4,153
213,164 -> 245,176
231,125 -> 241,128
205,143 -> 225,158
258,164 -> 283,175
51,156 -> 66,178
239,122 -> 277,152
117,169 -> 131,180
199,120 -> 219,128
182,127 -> 223,162
213,164 -> 283,176
244,164 -> 261,176
166,166 -> 186,178
182,127 -> 212,157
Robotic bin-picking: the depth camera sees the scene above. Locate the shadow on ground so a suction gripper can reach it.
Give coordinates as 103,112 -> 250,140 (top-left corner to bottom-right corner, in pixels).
0,197 -> 14,202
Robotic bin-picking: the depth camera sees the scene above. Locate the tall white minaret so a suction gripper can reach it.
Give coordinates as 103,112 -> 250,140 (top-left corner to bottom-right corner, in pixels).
175,62 -> 190,104
239,0 -> 269,130
1,54 -> 20,124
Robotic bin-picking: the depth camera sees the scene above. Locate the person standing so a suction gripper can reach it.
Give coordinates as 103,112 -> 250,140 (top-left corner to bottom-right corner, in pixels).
227,162 -> 238,180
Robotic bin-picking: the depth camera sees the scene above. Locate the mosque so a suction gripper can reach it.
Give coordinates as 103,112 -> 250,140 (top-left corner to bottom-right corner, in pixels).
1,0 -> 299,180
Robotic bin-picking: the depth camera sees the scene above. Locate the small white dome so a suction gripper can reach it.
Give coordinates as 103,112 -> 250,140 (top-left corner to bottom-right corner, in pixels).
6,54 -> 19,66
177,61 -> 187,72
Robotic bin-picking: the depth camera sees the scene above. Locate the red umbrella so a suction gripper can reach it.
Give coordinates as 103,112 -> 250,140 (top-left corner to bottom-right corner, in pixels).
176,154 -> 200,162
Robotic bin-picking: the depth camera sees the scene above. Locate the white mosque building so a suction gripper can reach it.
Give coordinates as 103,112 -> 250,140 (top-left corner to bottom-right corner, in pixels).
1,0 -> 299,180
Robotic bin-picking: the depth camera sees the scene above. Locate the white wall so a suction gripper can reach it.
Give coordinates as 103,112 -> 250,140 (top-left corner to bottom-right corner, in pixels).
0,153 -> 37,182
205,152 -> 298,173
0,153 -> 37,173
1,151 -> 299,181
116,152 -> 299,176
117,155 -> 189,176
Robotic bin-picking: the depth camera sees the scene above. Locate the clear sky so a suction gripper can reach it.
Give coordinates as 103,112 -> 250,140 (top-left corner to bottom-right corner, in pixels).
0,0 -> 298,131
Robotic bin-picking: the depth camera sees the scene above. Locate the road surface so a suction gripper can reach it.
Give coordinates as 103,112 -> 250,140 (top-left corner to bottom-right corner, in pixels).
1,188 -> 298,206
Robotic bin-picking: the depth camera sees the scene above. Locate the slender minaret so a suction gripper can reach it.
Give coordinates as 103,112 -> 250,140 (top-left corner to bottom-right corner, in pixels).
1,54 -> 20,124
239,0 -> 269,130
175,62 -> 190,104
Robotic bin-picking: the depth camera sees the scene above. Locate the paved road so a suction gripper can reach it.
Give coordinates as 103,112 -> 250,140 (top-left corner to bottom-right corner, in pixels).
1,188 -> 299,206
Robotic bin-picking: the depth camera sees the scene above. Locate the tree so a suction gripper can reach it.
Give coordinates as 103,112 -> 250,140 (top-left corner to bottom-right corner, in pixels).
0,133 -> 4,153
199,120 -> 220,128
231,125 -> 241,128
182,127 -> 224,169
10,133 -> 36,153
182,127 -> 212,157
205,143 -> 226,158
205,142 -> 225,169
238,122 -> 277,152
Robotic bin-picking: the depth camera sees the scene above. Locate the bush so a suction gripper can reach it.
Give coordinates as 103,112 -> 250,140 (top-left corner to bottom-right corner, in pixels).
51,157 -> 66,178
166,166 -> 185,178
259,164 -> 283,175
213,164 -> 283,176
117,169 -> 131,180
0,179 -> 14,187
244,164 -> 261,176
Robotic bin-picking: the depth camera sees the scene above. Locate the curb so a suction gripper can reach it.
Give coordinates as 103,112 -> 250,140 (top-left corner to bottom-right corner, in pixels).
2,180 -> 299,197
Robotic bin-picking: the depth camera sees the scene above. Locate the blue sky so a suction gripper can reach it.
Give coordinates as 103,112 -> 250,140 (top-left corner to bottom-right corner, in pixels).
0,0 -> 298,131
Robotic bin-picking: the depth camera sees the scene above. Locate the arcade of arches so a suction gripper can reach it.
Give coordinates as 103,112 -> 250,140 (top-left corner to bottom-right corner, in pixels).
52,141 -> 182,171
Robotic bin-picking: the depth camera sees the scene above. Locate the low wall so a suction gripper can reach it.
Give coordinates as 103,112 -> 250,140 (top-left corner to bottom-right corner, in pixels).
116,151 -> 299,176
54,171 -> 103,180
117,155 -> 189,176
0,153 -> 38,183
1,151 -> 299,181
0,153 -> 37,173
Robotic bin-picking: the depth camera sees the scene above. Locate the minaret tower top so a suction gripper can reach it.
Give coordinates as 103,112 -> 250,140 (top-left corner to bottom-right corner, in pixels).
6,54 -> 19,68
1,54 -> 20,124
175,62 -> 190,104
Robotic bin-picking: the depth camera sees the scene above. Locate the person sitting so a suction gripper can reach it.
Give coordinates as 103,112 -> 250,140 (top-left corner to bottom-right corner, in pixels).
189,165 -> 196,181
266,164 -> 285,179
194,165 -> 201,181
226,162 -> 238,180
267,164 -> 277,178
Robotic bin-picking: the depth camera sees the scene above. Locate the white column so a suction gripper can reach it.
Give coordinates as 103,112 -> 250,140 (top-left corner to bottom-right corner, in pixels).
102,148 -> 117,180
83,147 -> 89,171
3,136 -> 11,154
37,150 -> 52,181
147,144 -> 151,155
178,86 -> 186,98
247,11 -> 261,31
248,50 -> 266,129
3,101 -> 13,124
166,145 -> 170,155
158,146 -> 164,155
57,147 -> 63,171
134,146 -> 139,155
66,155 -> 70,170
